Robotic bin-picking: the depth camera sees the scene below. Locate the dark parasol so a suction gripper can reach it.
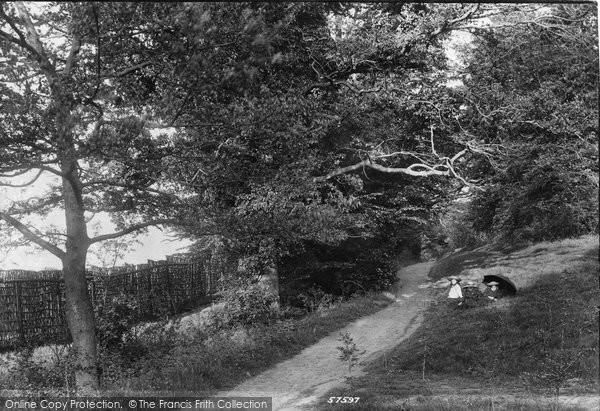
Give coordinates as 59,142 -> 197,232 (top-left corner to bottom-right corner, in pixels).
483,274 -> 517,295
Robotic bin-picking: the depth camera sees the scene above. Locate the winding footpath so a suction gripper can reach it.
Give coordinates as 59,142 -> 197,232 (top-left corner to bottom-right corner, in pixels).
219,262 -> 434,411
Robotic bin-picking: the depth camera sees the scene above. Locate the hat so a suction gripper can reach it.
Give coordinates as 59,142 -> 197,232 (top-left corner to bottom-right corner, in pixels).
463,281 -> 477,288
486,281 -> 499,286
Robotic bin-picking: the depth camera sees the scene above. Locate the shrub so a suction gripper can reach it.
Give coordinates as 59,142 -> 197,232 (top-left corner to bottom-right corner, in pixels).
94,292 -> 143,349
469,168 -> 599,245
324,247 -> 398,297
297,286 -> 338,312
208,281 -> 280,329
2,345 -> 75,395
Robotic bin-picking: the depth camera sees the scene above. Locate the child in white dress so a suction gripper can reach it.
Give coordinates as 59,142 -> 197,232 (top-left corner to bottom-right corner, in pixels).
448,278 -> 463,300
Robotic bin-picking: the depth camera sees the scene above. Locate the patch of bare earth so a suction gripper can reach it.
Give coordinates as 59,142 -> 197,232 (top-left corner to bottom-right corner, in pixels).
219,262 -> 434,411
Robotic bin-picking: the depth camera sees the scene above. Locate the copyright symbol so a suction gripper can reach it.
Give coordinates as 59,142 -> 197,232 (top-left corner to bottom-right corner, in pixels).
129,400 -> 137,408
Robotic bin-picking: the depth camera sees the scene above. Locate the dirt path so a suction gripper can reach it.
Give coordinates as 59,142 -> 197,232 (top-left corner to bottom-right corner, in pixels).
219,262 -> 434,411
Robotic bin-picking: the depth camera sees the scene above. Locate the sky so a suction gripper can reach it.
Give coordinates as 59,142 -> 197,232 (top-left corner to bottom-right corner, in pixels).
0,172 -> 192,271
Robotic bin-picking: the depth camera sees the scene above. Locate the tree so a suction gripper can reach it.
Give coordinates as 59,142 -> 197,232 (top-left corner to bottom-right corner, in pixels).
163,3 -> 496,294
454,4 -> 598,243
0,2 -> 202,391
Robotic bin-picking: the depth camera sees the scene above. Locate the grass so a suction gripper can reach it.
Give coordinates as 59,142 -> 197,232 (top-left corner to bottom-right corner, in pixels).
322,388 -> 594,411
322,235 -> 599,411
429,234 -> 598,286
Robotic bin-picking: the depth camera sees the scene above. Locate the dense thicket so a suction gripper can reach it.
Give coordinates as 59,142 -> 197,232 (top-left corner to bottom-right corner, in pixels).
451,4 -> 599,244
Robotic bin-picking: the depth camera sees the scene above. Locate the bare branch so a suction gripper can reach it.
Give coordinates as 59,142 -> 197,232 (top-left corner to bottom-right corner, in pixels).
0,211 -> 66,259
313,159 -> 451,182
430,126 -> 439,158
450,148 -> 469,164
315,128 -> 477,185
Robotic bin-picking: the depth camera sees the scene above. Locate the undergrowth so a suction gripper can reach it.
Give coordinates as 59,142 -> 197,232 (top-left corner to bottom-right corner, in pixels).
0,290 -> 393,394
103,291 -> 392,394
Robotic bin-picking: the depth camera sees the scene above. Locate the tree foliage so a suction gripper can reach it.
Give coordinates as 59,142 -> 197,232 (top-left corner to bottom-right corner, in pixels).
455,4 -> 598,244
163,3 -> 489,293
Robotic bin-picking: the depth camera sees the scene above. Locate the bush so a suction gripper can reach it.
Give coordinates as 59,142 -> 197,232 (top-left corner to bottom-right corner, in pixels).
2,345 -> 75,395
344,249 -> 398,294
94,292 -> 143,349
469,168 -> 599,245
98,321 -> 180,390
297,286 -> 338,312
208,281 -> 280,329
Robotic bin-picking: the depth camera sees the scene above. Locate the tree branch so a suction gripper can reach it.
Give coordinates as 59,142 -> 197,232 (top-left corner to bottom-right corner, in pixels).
88,219 -> 186,244
0,28 -> 39,57
0,211 -> 66,259
6,194 -> 63,216
12,2 -> 55,74
101,61 -> 152,78
64,33 -> 81,74
313,159 -> 451,182
430,4 -> 481,38
85,3 -> 101,103
0,164 -> 63,178
0,169 -> 43,187
81,180 -> 175,197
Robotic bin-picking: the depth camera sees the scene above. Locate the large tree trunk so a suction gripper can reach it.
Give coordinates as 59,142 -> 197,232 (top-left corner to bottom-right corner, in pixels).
62,172 -> 98,392
62,240 -> 97,392
58,101 -> 99,392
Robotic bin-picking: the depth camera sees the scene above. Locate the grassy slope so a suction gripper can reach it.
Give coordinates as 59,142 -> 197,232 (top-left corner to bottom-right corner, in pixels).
323,235 -> 599,411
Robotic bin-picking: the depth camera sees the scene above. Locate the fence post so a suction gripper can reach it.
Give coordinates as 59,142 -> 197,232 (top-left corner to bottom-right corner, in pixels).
165,265 -> 174,314
90,277 -> 96,304
206,260 -> 211,296
147,270 -> 152,316
15,281 -> 24,343
56,280 -> 64,342
190,263 -> 195,301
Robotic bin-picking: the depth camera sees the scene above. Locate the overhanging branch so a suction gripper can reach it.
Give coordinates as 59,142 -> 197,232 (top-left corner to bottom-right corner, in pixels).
313,159 -> 451,182
315,128 -> 475,184
0,211 -> 66,259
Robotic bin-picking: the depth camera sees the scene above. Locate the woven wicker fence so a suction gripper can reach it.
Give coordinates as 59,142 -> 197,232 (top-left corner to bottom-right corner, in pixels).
0,253 -> 231,350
